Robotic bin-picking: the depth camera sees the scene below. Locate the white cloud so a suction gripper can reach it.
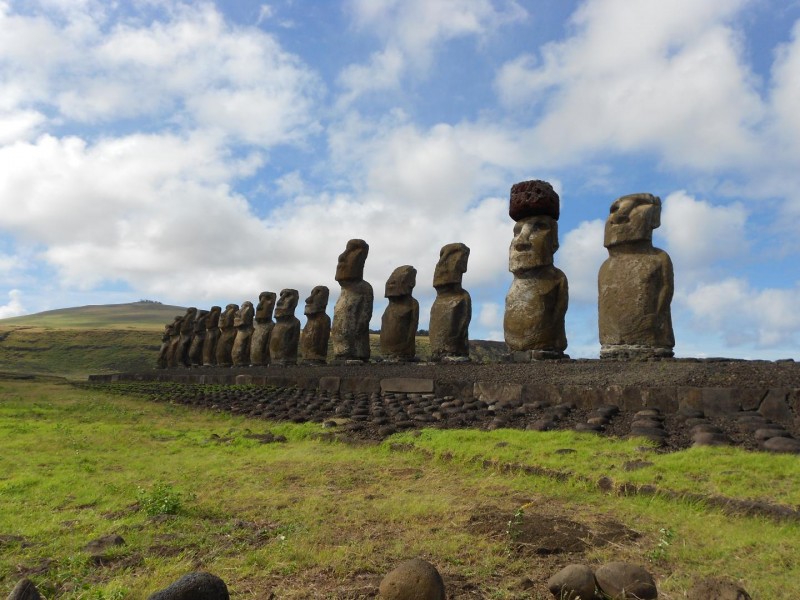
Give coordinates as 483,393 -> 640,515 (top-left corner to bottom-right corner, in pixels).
557,219 -> 605,304
0,289 -> 25,318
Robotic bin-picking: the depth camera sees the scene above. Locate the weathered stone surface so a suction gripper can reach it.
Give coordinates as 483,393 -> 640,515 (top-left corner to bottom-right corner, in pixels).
7,578 -> 42,600
594,562 -> 657,599
758,389 -> 793,426
339,377 -> 381,394
166,316 -> 184,368
331,239 -> 373,362
378,558 -> 445,600
215,304 -> 239,367
642,387 -> 678,413
231,301 -> 255,367
430,243 -> 472,361
702,388 -> 741,417
158,316 -> 182,368
509,179 -> 560,221
235,374 -> 252,385
298,286 -> 331,365
201,306 -> 221,367
177,308 -> 197,367
250,292 -> 276,366
381,266 -> 419,361
598,193 -> 674,359
677,387 -> 703,411
687,577 -> 751,600
380,378 -> 434,394
762,436 -> 800,454
188,309 -> 209,367
474,382 -> 523,407
147,572 -> 229,600
269,289 -> 301,366
84,534 -> 124,555
504,182 -> 568,357
547,564 -> 596,600
318,376 -> 341,393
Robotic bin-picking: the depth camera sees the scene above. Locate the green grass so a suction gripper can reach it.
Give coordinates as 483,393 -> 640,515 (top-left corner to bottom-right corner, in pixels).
1,379 -> 798,599
0,302 -> 186,330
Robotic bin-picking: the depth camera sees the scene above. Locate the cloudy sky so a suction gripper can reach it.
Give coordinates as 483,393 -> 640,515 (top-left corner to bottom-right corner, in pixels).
1,0 -> 799,359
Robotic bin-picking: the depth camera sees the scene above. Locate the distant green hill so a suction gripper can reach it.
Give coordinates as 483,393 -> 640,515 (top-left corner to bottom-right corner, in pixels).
0,301 -> 187,330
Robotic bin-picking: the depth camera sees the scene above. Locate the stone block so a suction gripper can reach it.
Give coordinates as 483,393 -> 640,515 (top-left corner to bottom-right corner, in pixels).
677,387 -> 703,411
319,376 -> 341,393
381,378 -> 434,394
250,375 -> 266,385
235,374 -> 253,385
559,385 -> 603,409
642,387 -> 677,413
603,385 -> 643,411
739,388 -> 767,411
434,379 -> 472,401
702,388 -> 741,417
520,384 -> 562,406
759,389 -> 794,426
474,381 -> 523,407
340,377 -> 381,395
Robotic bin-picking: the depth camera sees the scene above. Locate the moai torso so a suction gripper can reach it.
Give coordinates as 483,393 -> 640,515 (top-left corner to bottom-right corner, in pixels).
202,306 -> 221,366
250,292 -> 276,366
232,301 -> 255,367
380,265 -> 419,361
215,304 -> 239,367
429,243 -> 471,362
331,239 -> 373,362
300,286 -> 331,364
157,322 -> 173,369
188,310 -> 209,367
269,289 -> 301,366
177,308 -> 197,367
166,317 -> 183,368
598,194 -> 674,359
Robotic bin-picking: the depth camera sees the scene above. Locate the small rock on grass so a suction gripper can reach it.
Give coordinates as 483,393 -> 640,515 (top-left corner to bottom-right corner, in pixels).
7,578 -> 42,600
147,572 -> 229,600
687,577 -> 751,600
594,562 -> 657,599
547,564 -> 597,600
762,436 -> 800,454
379,558 -> 445,600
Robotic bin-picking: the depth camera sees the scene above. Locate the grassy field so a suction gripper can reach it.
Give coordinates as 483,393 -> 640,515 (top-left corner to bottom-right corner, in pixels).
0,302 -> 187,330
2,378 -> 798,599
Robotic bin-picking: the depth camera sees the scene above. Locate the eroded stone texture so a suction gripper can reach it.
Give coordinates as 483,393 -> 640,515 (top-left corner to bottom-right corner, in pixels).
188,309 -> 209,367
547,564 -> 597,600
503,180 -> 568,359
430,243 -> 472,362
380,265 -> 419,362
269,289 -> 301,366
215,304 -> 239,367
331,239 -> 373,362
300,286 -> 331,365
231,301 -> 254,367
166,316 -> 184,368
599,193 -> 674,359
147,572 -> 229,600
379,558 -> 445,600
250,292 -> 276,366
594,562 -> 657,600
158,317 -> 181,369
177,308 -> 197,367
7,578 -> 42,600
202,306 -> 221,366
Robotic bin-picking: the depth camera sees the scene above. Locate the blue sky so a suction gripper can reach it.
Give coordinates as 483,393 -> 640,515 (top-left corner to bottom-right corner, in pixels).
1,0 -> 800,359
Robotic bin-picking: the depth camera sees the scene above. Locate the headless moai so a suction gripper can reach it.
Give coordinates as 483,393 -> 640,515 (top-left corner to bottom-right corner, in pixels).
331,239 -> 373,363
503,180 -> 568,360
299,286 -> 331,365
269,289 -> 301,366
598,193 -> 674,359
250,292 -> 276,366
166,316 -> 184,368
202,306 -> 221,366
380,265 -> 419,362
429,243 -> 472,362
177,307 -> 197,367
188,309 -> 209,367
232,301 -> 255,367
157,317 -> 179,369
215,303 -> 239,367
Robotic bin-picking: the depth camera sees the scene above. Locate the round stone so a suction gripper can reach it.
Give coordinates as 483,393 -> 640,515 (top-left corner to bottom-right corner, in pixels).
595,562 -> 657,600
379,558 -> 446,600
762,437 -> 800,454
547,564 -> 596,600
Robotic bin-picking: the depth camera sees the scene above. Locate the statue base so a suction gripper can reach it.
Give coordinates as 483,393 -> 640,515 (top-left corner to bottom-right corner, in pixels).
504,349 -> 568,362
600,344 -> 674,360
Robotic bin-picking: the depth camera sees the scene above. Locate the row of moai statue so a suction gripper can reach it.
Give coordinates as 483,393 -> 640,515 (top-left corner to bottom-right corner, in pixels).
156,239 -> 473,368
157,178 -> 674,367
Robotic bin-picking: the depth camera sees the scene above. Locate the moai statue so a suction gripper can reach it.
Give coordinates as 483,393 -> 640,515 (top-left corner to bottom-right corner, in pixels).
157,317 -> 180,369
269,289 -> 301,366
202,306 -> 221,366
166,316 -> 184,368
380,266 -> 419,362
598,193 -> 674,359
231,301 -> 255,367
331,239 -> 373,363
503,180 -> 568,360
429,243 -> 472,362
177,307 -> 197,367
215,303 -> 239,367
250,292 -> 277,366
188,309 -> 209,367
299,286 -> 331,365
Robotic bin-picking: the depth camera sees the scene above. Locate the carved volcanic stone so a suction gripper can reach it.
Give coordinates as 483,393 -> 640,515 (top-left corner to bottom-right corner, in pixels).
232,301 -> 255,367
202,306 -> 221,366
166,316 -> 184,368
331,239 -> 373,362
157,317 -> 180,369
269,289 -> 301,366
430,243 -> 472,361
380,265 -> 419,361
215,304 -> 239,367
300,286 -> 331,364
178,307 -> 197,367
509,179 -> 560,222
188,309 -> 209,367
379,558 -> 445,600
250,292 -> 276,366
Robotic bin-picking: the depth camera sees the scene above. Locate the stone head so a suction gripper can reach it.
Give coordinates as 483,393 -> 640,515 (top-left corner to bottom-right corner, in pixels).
205,306 -> 221,328
193,310 -> 209,333
385,265 -> 417,298
275,288 -> 299,318
169,316 -> 182,335
335,239 -> 369,283
304,286 -> 329,316
221,304 -> 239,327
180,307 -> 197,332
433,243 -> 470,289
604,193 -> 661,248
255,292 -> 277,320
509,215 -> 559,273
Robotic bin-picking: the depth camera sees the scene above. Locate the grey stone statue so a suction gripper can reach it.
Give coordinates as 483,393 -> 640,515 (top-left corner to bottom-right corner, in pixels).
202,306 -> 221,366
429,243 -> 471,362
269,289 -> 301,366
380,265 -> 419,362
503,180 -> 568,360
231,300 -> 255,367
188,309 -> 209,367
215,303 -> 239,367
331,239 -> 373,363
177,307 -> 197,367
299,286 -> 331,365
157,317 -> 181,369
250,292 -> 276,366
166,316 -> 183,368
598,193 -> 674,359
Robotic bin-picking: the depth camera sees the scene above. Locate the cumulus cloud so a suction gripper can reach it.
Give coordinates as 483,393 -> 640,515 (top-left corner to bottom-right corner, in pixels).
557,219 -> 605,304
0,289 -> 25,318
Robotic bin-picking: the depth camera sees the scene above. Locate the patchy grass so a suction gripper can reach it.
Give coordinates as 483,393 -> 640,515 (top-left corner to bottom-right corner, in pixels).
1,379 -> 798,599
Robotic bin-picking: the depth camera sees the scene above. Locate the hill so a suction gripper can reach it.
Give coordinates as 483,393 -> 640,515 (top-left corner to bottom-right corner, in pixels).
0,301 -> 187,330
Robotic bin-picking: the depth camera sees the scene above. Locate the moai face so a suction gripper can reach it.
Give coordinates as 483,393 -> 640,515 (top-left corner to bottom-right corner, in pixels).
385,265 -> 417,298
508,215 -> 559,274
604,193 -> 661,248
275,288 -> 299,318
206,306 -> 221,328
255,292 -> 277,320
433,243 -> 469,289
304,286 -> 329,316
335,239 -> 369,283
193,310 -> 209,333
